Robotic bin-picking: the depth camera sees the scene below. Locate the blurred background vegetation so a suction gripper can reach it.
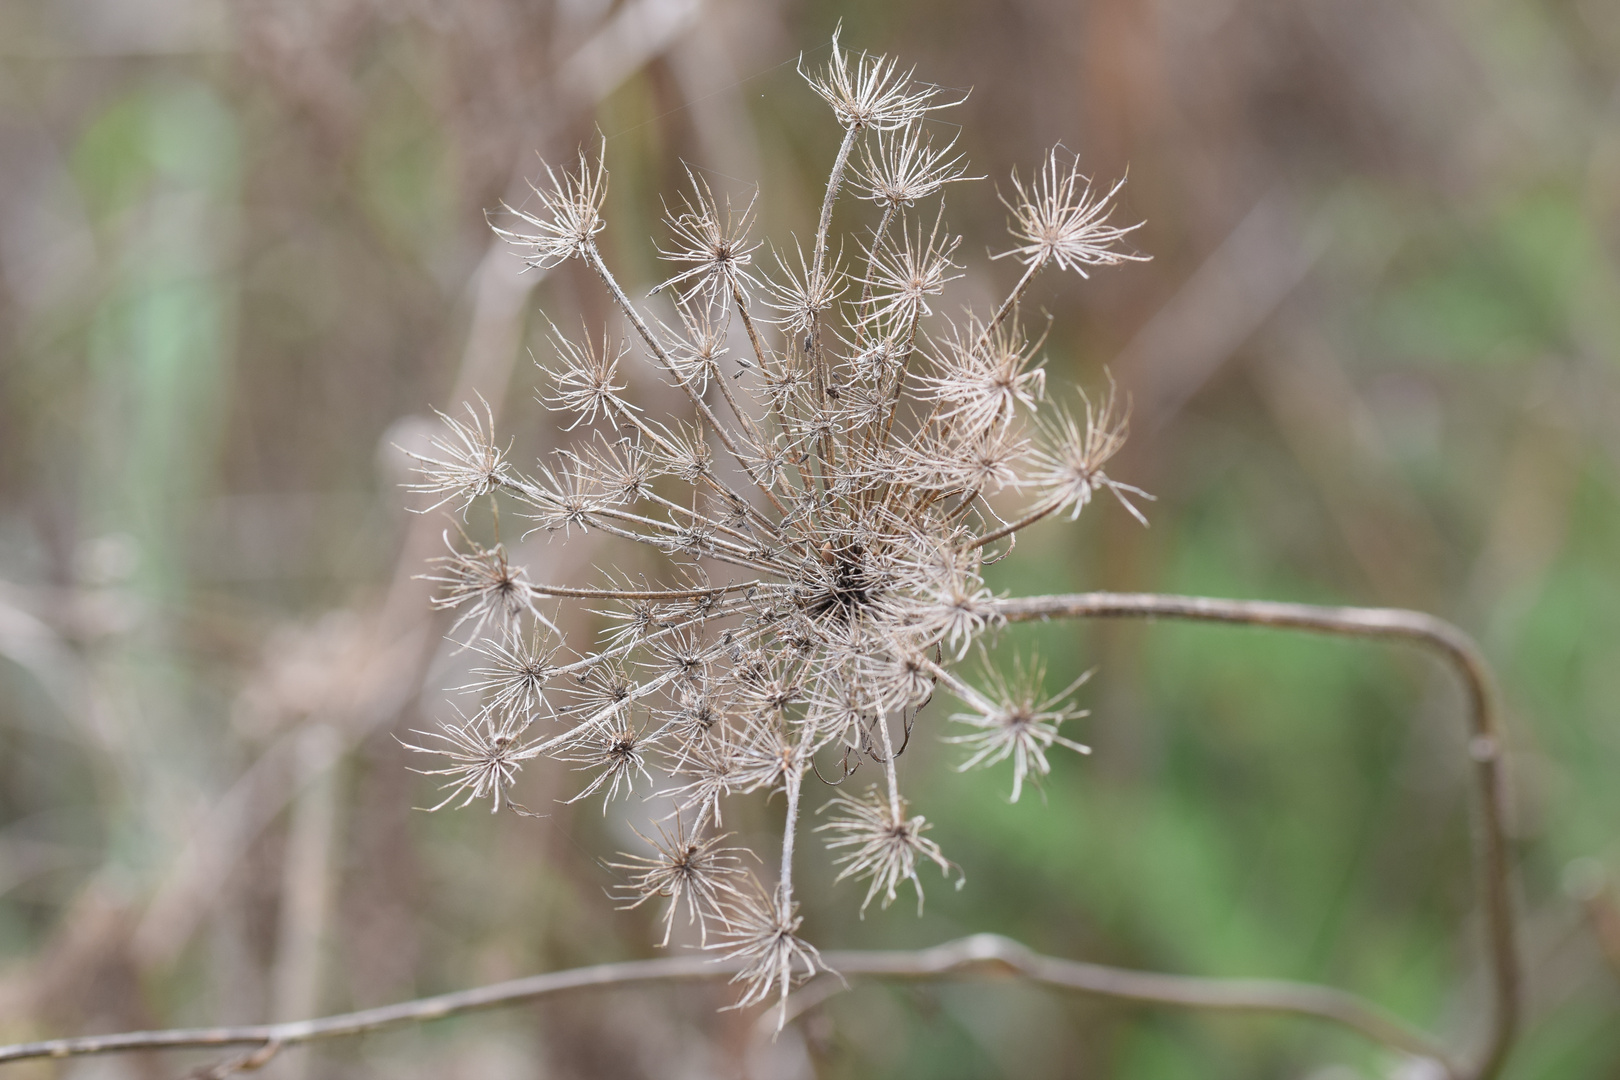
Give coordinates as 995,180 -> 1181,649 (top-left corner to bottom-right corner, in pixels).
1,0 -> 1618,1076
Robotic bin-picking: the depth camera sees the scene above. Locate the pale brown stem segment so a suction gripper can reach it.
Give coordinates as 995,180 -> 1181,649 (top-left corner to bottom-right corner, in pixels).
978,258 -> 1041,351
876,708 -> 902,821
967,491 -> 1067,552
856,200 -> 898,323
809,125 -> 860,411
992,592 -> 1518,1080
0,933 -> 1452,1073
731,280 -> 769,371
778,759 -> 805,899
526,581 -> 756,601
813,127 -> 860,289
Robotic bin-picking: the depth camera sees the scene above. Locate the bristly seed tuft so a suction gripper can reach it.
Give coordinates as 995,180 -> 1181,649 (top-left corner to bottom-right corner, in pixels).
405,28 -> 1150,1022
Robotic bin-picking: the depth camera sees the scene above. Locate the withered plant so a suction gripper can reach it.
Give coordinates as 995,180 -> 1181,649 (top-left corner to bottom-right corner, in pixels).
403,26 -> 1149,1013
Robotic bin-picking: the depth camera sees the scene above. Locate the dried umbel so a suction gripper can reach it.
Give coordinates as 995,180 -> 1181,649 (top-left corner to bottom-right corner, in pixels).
404,29 -> 1149,1020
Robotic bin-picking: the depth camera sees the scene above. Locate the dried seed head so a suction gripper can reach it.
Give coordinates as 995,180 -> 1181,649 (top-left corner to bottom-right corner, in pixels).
947,656 -> 1093,802
660,302 -> 730,396
765,237 -> 847,335
800,24 -> 956,132
461,627 -> 559,722
562,721 -> 656,811
609,820 -> 749,947
666,736 -> 740,831
997,149 -> 1149,276
542,323 -> 634,430
399,711 -> 530,813
854,124 -> 977,208
859,207 -> 963,329
653,171 -> 763,306
409,28 -> 1152,1010
418,532 -> 549,644
493,143 -> 608,269
818,786 -> 957,914
920,312 -> 1047,433
716,883 -> 826,1024
401,395 -> 512,517
1031,380 -> 1155,525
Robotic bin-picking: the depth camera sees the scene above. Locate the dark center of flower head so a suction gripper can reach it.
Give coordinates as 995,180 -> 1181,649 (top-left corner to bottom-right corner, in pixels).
883,816 -> 915,841
806,544 -> 879,624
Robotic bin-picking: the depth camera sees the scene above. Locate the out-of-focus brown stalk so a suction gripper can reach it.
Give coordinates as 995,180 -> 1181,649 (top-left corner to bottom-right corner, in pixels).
125,0 -> 708,976
992,592 -> 1518,1080
0,931 -> 1454,1075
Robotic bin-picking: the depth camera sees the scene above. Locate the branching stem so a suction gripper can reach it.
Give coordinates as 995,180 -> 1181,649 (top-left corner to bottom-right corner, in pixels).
979,259 -> 1041,352
581,241 -> 791,520
0,592 -> 1515,1080
876,709 -> 902,820
0,933 -> 1454,1074
779,757 -> 806,900
808,124 -> 860,421
991,591 -> 1518,1080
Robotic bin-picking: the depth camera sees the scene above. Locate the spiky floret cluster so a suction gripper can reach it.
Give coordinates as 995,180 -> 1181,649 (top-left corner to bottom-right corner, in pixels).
403,30 -> 1149,1020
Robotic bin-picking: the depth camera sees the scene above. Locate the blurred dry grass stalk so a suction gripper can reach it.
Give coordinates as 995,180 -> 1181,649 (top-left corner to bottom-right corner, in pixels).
0,25 -> 1528,1080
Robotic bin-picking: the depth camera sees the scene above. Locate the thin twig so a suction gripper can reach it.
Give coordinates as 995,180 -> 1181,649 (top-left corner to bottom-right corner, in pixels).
0,932 -> 1452,1072
0,592 -> 1514,1080
991,592 -> 1518,1080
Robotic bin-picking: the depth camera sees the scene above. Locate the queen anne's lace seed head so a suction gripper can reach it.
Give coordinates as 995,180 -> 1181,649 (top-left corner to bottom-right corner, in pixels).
1032,381 -> 1155,525
660,303 -> 729,396
920,313 -> 1047,433
818,786 -> 958,914
399,711 -> 531,813
401,396 -> 511,517
996,149 -> 1149,276
855,125 -> 976,208
542,324 -> 635,430
492,144 -> 608,269
653,171 -> 763,306
766,237 -> 846,335
404,29 -> 1151,1022
947,657 -> 1094,803
562,722 -> 656,810
859,207 -> 962,329
609,821 -> 749,947
717,883 -> 824,1018
420,533 -> 550,644
799,24 -> 953,132
461,628 -> 558,722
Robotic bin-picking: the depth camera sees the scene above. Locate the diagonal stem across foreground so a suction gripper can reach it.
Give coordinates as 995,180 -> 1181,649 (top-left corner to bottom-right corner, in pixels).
993,592 -> 1517,1080
0,593 -> 1515,1080
0,933 -> 1450,1072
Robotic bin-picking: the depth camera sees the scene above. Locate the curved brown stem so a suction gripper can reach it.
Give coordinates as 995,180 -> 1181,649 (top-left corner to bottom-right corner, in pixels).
992,592 -> 1518,1080
0,933 -> 1452,1074
0,592 -> 1514,1079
